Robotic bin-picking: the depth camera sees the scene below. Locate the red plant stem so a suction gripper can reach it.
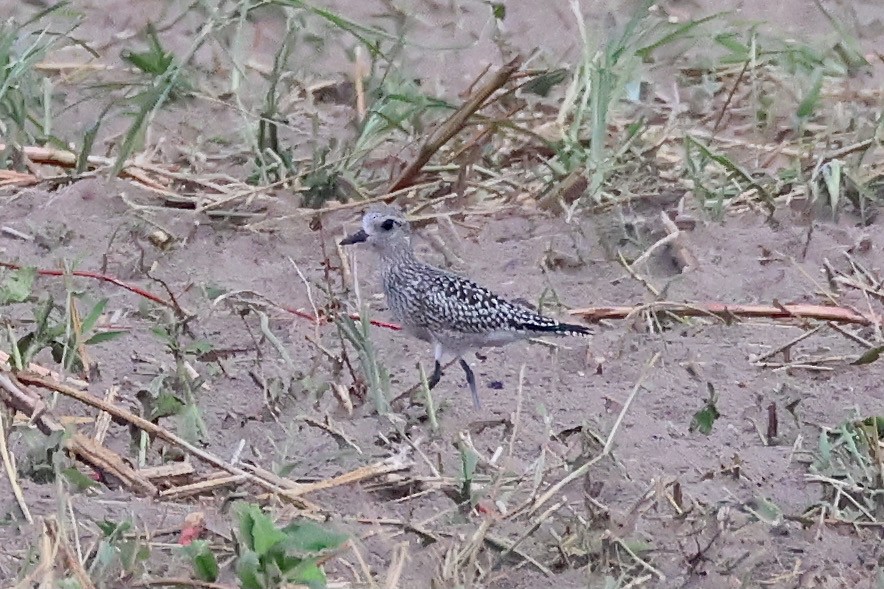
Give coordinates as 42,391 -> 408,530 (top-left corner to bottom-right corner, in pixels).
0,261 -> 175,308
1,260 -> 404,331
10,261 -> 868,333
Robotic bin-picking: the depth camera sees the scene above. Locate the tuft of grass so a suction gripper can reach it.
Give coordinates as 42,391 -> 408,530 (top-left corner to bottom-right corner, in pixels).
111,12 -> 221,175
810,158 -> 882,224
806,414 -> 883,524
548,0 -> 720,212
249,10 -> 301,185
297,74 -> 454,208
683,134 -> 775,218
0,2 -> 73,153
336,309 -> 390,414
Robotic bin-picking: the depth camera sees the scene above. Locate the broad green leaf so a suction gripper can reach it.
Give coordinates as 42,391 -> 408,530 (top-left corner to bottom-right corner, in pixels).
236,549 -> 263,589
690,384 -> 720,435
177,403 -> 208,444
713,32 -> 749,57
817,429 -> 832,465
622,539 -> 652,554
236,503 -> 286,557
150,325 -> 175,345
821,160 -> 842,215
460,445 -> 478,483
62,467 -> 97,492
93,541 -> 117,572
251,508 -> 286,557
282,522 -> 348,553
522,69 -> 568,97
185,540 -> 219,582
237,503 -> 258,550
185,340 -> 214,356
203,284 -> 227,300
690,405 -> 720,435
287,559 -> 326,588
861,416 -> 884,436
98,519 -> 131,538
0,267 -> 36,304
747,496 -> 782,525
149,393 -> 184,421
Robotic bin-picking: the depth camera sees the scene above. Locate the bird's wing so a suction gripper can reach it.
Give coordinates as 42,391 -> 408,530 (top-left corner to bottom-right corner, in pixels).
413,265 -> 556,334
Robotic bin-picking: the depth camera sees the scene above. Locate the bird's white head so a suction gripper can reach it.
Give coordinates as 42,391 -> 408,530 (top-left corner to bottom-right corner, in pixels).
339,204 -> 412,260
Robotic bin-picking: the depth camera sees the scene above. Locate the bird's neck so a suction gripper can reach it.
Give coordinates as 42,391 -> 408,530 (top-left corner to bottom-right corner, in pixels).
377,238 -> 417,267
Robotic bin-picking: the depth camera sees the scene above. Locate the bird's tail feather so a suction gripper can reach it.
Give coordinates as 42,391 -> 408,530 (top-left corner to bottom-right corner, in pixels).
519,319 -> 592,337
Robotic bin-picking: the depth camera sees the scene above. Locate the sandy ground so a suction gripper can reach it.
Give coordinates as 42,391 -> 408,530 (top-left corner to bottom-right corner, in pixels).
1,0 -> 882,587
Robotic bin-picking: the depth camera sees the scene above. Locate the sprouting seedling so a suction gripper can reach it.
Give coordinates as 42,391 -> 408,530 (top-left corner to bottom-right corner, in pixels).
690,382 -> 720,435
122,25 -> 172,76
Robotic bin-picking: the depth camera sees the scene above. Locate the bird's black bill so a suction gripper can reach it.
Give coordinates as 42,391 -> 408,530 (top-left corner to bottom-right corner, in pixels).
340,229 -> 368,245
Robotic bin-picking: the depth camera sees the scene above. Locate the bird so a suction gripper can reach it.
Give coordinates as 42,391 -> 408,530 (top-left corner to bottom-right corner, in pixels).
339,204 -> 592,409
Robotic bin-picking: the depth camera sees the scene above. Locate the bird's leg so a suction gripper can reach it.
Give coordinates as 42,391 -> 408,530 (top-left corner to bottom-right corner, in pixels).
428,361 -> 442,389
427,343 -> 443,389
459,358 -> 481,409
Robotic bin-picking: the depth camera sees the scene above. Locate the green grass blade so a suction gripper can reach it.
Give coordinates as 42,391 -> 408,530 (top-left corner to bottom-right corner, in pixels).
685,135 -> 774,209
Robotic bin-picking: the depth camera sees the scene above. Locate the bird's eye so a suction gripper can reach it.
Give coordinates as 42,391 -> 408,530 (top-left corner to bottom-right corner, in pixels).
380,219 -> 396,231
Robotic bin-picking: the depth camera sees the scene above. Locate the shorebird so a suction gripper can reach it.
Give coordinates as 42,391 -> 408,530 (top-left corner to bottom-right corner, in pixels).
340,204 -> 591,408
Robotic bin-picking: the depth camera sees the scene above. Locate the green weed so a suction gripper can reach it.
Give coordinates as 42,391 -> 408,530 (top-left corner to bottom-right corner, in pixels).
336,309 -> 390,414
1,268 -> 126,374
690,383 -> 720,435
808,415 -> 883,522
111,12 -> 221,175
87,518 -> 151,583
16,427 -> 68,484
121,23 -> 190,99
142,320 -> 211,446
183,540 -> 220,583
232,502 -> 347,589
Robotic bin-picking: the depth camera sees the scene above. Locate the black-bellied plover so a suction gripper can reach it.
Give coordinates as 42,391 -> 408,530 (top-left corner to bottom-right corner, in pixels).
340,204 -> 591,408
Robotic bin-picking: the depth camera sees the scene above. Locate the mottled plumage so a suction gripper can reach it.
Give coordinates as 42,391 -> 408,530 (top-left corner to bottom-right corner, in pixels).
340,204 -> 591,408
